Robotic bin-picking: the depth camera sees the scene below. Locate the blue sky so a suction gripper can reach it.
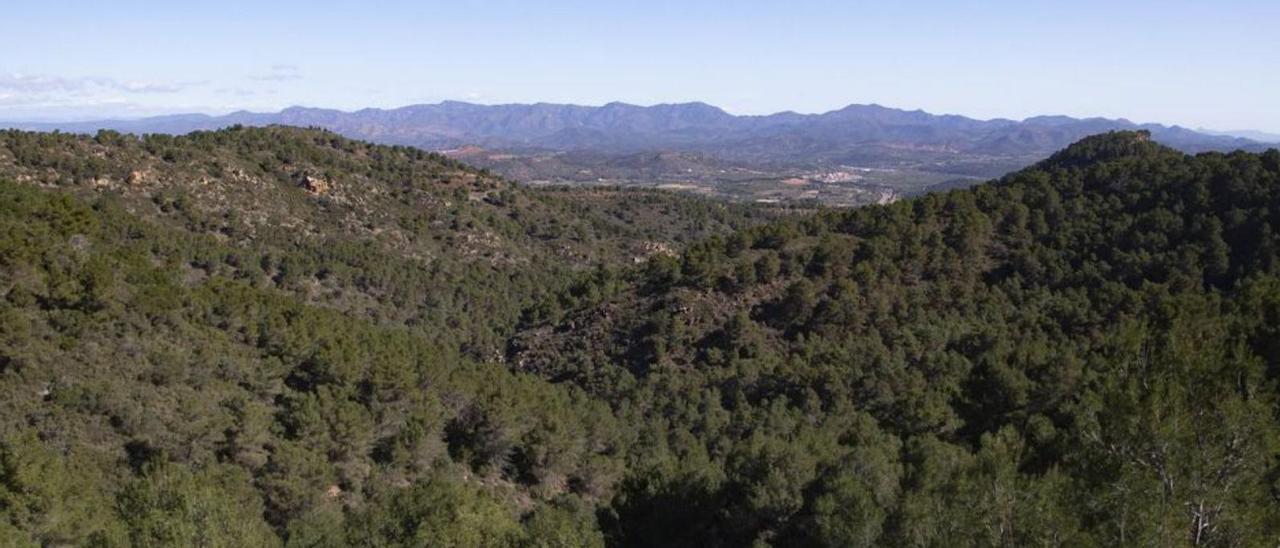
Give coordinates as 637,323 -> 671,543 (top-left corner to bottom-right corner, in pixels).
2,0 -> 1278,132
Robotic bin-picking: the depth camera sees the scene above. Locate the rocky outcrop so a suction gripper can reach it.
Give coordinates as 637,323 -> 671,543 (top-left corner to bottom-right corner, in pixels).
299,174 -> 330,195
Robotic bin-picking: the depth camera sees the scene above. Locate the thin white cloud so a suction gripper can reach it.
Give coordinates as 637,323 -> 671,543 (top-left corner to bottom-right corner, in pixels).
0,73 -> 204,106
116,80 -> 205,93
213,87 -> 279,99
248,64 -> 302,82
216,87 -> 259,97
0,74 -> 91,95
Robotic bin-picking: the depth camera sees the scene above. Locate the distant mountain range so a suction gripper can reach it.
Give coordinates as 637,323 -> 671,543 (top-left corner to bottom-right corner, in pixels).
1197,128 -> 1280,143
3,101 -> 1271,205
4,101 -> 1264,157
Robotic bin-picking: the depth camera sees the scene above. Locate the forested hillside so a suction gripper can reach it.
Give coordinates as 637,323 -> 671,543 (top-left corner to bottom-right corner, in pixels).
512,131 -> 1280,546
0,126 -> 770,357
0,127 -> 767,546
2,129 -> 1279,546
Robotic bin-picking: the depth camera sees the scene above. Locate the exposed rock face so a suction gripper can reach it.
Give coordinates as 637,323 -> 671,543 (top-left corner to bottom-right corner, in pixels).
299,174 -> 330,195
127,169 -> 154,186
633,240 -> 676,263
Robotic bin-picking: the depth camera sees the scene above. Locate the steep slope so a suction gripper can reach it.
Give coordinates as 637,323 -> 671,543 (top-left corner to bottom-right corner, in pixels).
0,127 -> 772,546
0,179 -> 626,546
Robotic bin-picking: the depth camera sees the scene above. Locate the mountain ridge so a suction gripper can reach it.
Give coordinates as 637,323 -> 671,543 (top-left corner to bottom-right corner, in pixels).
6,101 -> 1267,207
4,100 -> 1262,155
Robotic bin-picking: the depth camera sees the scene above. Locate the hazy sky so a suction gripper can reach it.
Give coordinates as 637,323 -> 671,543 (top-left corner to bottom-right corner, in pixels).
3,0 -> 1277,131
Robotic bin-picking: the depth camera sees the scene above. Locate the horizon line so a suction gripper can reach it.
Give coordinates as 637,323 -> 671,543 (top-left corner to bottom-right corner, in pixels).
0,99 -> 1163,128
